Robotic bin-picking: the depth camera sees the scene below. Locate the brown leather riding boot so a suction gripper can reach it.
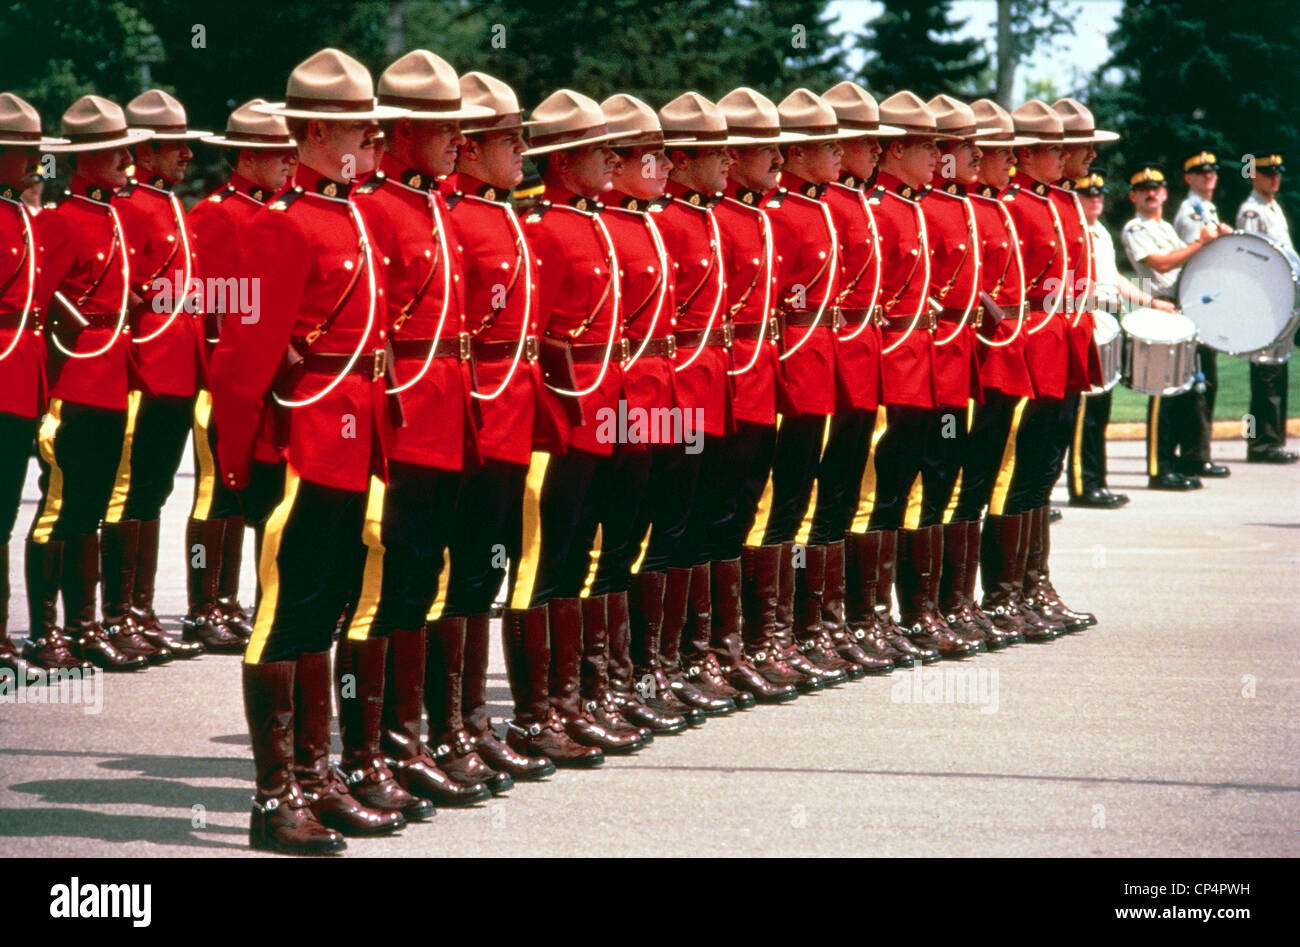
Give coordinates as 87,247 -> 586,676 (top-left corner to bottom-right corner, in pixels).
774,541 -> 841,687
629,570 -> 705,725
218,516 -> 255,638
128,519 -> 166,638
243,659 -> 345,855
844,531 -> 912,668
980,514 -> 1052,642
335,636 -> 436,821
580,594 -> 652,739
682,562 -> 755,708
463,611 -> 556,779
182,517 -> 243,653
550,596 -> 646,754
714,555 -> 797,702
874,529 -> 941,664
957,518 -> 1020,648
896,526 -> 979,658
607,589 -> 687,733
740,544 -> 813,690
502,605 -> 603,767
821,539 -> 892,675
428,616 -> 513,794
379,625 -> 492,804
63,532 -> 146,671
294,649 -> 405,836
1023,505 -> 1096,632
100,520 -> 168,664
793,543 -> 857,679
660,566 -> 736,715
937,521 -> 993,650
22,539 -> 91,671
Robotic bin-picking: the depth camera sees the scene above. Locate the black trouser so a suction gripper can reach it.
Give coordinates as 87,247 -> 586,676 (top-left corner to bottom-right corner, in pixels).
190,390 -> 242,522
0,412 -> 36,545
1248,360 -> 1289,455
1007,395 -> 1070,513
244,468 -> 367,664
1067,389 -> 1112,499
443,458 -> 526,618
956,390 -> 1019,520
867,405 -> 959,530
809,408 -> 875,544
29,399 -> 127,543
1145,390 -> 1199,478
696,422 -> 776,561
1193,345 -> 1218,464
589,445 -> 655,594
111,391 -> 196,523
635,437 -> 718,574
530,447 -> 610,605
762,414 -> 828,545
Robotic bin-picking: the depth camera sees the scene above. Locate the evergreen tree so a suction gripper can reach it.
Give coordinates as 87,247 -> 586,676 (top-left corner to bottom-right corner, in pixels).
855,0 -> 989,99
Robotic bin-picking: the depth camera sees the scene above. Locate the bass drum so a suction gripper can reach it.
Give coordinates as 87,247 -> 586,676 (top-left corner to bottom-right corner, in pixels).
1121,308 -> 1199,396
1177,231 -> 1300,357
1092,310 -> 1122,391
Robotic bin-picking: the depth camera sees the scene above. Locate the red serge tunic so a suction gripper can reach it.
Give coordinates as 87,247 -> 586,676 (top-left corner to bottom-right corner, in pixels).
523,185 -> 624,457
714,184 -> 784,427
922,181 -> 983,409
210,166 -> 393,492
767,174 -> 839,417
1052,181 -> 1104,391
188,173 -> 275,352
1002,177 -> 1069,400
871,172 -> 936,410
447,173 -> 557,465
655,180 -> 730,438
0,188 -> 71,419
353,157 -> 475,472
115,177 -> 202,398
602,192 -> 679,444
969,184 -> 1034,398
824,175 -> 882,413
44,177 -> 133,412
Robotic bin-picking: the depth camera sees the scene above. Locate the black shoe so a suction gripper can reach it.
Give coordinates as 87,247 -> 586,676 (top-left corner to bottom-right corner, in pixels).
1048,508 -> 1063,522
1247,446 -> 1299,465
1148,472 -> 1196,491
1112,491 -> 1130,505
1185,461 -> 1230,478
1069,488 -> 1126,509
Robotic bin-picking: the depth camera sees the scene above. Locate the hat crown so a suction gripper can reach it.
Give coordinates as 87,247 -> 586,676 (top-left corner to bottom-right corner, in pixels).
776,88 -> 837,131
927,94 -> 975,134
971,98 -> 1013,135
532,89 -> 606,132
126,88 -> 189,129
717,87 -> 781,131
659,91 -> 727,137
0,92 -> 42,137
285,47 -> 377,107
601,93 -> 661,138
821,81 -> 879,124
1011,99 -> 1064,137
61,94 -> 130,138
461,71 -> 519,117
1051,97 -> 1093,132
879,91 -> 937,132
223,98 -> 292,141
379,49 -> 460,107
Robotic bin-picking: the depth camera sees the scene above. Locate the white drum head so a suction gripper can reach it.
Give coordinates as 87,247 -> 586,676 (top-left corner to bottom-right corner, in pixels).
1178,233 -> 1299,354
1121,308 -> 1197,344
1093,311 -> 1120,344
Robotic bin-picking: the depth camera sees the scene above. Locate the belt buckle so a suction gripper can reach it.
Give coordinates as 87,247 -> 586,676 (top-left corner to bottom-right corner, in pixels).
927,309 -> 938,331
722,322 -> 734,348
832,306 -> 845,330
767,315 -> 781,342
665,334 -> 677,358
617,338 -> 631,361
872,305 -> 884,327
372,348 -> 388,381
458,331 -> 472,361
524,334 -> 539,362
973,305 -> 984,328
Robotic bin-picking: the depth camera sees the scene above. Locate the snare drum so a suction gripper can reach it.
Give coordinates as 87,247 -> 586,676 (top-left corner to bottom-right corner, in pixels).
1120,308 -> 1199,396
1092,311 -> 1122,391
1177,232 -> 1300,357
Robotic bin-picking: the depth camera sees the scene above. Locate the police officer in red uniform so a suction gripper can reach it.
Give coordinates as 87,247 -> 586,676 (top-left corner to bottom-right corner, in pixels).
184,99 -> 297,655
210,48 -> 410,854
27,96 -> 152,674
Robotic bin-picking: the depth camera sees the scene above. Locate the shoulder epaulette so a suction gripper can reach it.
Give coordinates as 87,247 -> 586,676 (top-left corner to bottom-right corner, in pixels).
208,185 -> 237,204
267,186 -> 306,212
117,181 -> 138,198
445,190 -> 464,210
1002,184 -> 1020,201
766,188 -> 787,209
352,173 -> 386,196
523,201 -> 551,224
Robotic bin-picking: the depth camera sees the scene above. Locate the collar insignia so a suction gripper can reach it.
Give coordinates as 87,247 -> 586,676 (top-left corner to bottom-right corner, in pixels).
571,195 -> 590,211
688,192 -> 701,206
401,169 -> 427,191
478,184 -> 498,201
148,175 -> 169,190
1032,181 -> 1049,196
0,185 -> 14,201
899,184 -> 913,199
840,174 -> 857,189
944,182 -> 959,195
250,186 -> 266,202
621,196 -> 640,211
317,178 -> 341,198
88,185 -> 107,203
977,184 -> 997,198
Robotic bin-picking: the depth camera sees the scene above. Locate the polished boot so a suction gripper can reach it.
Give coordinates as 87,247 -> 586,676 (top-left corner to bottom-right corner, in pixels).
502,605 -> 602,767
100,520 -> 170,664
739,544 -> 811,690
428,616 -> 513,794
660,566 -> 736,715
793,543 -> 861,679
628,570 -> 706,726
874,530 -> 941,664
937,521 -> 1001,650
980,514 -> 1057,643
21,540 -> 90,671
778,542 -> 845,686
63,532 -> 146,671
896,526 -> 979,658
549,597 -> 646,754
713,556 -> 797,702
682,562 -> 755,708
217,516 -> 255,639
821,539 -> 892,675
607,590 -> 688,734
380,625 -> 493,802
959,518 -> 1020,648
463,611 -> 555,779
844,531 -> 915,668
335,636 -> 435,822
0,544 -> 39,680
128,519 -> 166,639
181,517 -> 243,653
1023,505 -> 1096,632
580,595 -> 653,740
243,659 -> 345,855
294,649 -> 405,836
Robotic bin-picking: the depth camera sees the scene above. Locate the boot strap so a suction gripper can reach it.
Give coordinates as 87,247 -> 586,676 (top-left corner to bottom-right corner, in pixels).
253,783 -> 308,813
505,718 -> 544,738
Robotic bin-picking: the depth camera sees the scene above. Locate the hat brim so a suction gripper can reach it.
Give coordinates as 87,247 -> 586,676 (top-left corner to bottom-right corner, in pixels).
391,103 -> 496,121
0,135 -> 70,147
1062,130 -> 1120,143
724,129 -> 811,146
974,134 -> 1037,148
46,128 -> 154,152
201,134 -> 297,149
254,101 -> 409,121
140,129 -> 212,141
781,127 -> 890,143
845,122 -> 907,138
523,128 -> 639,156
876,128 -> 964,141
1013,133 -> 1070,147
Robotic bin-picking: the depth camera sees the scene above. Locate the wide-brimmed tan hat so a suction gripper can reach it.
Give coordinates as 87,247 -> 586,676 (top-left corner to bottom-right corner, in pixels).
821,81 -> 903,137
378,50 -> 494,121
48,95 -> 152,152
776,89 -> 863,142
202,98 -> 295,149
0,92 -> 68,147
1051,97 -> 1118,143
927,94 -> 979,139
716,87 -> 808,145
524,89 -> 632,156
126,89 -> 209,140
600,94 -> 664,149
659,92 -> 741,147
877,91 -> 960,139
1011,100 -> 1066,144
970,98 -> 1034,148
459,72 -> 523,134
255,48 -> 407,120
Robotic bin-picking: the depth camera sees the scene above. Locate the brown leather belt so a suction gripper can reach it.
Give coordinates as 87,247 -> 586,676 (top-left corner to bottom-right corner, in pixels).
675,324 -> 733,349
391,333 -> 472,361
0,311 -> 41,331
936,306 -> 984,327
567,338 -> 629,363
626,335 -> 677,359
780,307 -> 838,329
881,312 -> 937,330
732,317 -> 781,342
473,334 -> 539,362
57,311 -> 121,330
838,306 -> 883,327
300,349 -> 389,380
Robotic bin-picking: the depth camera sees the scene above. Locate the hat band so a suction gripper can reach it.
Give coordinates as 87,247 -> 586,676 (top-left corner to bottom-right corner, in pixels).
664,127 -> 729,142
225,130 -> 295,144
463,112 -> 523,133
378,92 -> 464,112
529,122 -> 611,148
64,127 -> 132,144
883,120 -> 939,134
1018,128 -> 1065,141
976,128 -> 1016,141
783,122 -> 839,137
938,123 -> 978,137
285,94 -> 380,113
727,124 -> 781,139
134,122 -> 190,134
836,117 -> 880,130
0,128 -> 41,142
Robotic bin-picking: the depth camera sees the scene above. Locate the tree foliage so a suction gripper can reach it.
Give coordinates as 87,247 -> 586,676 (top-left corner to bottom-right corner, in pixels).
855,0 -> 989,99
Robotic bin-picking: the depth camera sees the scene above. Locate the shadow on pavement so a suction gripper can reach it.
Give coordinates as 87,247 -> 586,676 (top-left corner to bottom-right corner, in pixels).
10,776 -> 249,814
0,807 -> 245,850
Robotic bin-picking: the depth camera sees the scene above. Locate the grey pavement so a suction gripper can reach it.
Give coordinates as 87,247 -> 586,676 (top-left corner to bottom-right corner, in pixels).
2,437 -> 1298,857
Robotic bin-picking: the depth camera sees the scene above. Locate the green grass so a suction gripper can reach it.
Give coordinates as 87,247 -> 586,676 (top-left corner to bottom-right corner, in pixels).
1108,351 -> 1300,423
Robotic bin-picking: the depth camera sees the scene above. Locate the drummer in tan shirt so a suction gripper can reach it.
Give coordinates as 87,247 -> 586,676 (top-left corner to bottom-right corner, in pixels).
1120,162 -> 1222,491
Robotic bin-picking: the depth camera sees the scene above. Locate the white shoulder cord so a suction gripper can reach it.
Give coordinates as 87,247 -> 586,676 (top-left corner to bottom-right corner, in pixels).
273,197 -> 376,408
726,198 -> 775,377
544,205 -> 620,398
836,189 -> 883,343
881,190 -> 931,355
470,198 -> 533,402
779,193 -> 838,361
675,205 -> 725,373
386,190 -> 453,394
50,200 -> 131,359
976,195 -> 1026,347
134,189 -> 194,343
0,201 -> 36,362
1027,192 -> 1070,335
622,209 -> 670,371
1070,191 -> 1094,326
933,190 -> 981,346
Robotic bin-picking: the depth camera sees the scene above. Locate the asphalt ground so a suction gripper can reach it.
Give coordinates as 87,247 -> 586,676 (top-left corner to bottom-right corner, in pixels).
1,436 -> 1297,858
